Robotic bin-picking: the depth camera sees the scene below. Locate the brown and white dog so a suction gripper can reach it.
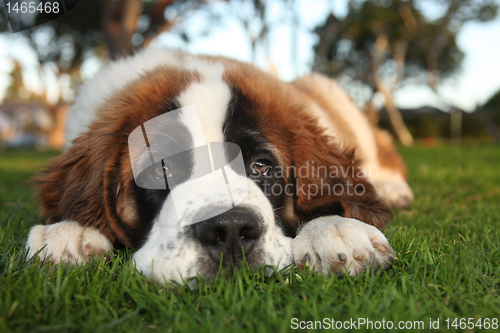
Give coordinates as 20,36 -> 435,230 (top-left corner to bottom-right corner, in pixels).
26,49 -> 413,283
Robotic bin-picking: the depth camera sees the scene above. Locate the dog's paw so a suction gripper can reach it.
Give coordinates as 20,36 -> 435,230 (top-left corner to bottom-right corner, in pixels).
291,216 -> 395,276
26,220 -> 113,265
373,176 -> 414,209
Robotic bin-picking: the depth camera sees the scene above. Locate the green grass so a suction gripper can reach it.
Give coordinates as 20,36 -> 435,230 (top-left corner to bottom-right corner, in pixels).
1,145 -> 499,332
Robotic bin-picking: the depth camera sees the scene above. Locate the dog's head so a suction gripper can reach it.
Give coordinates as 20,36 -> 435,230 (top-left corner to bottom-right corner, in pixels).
36,52 -> 392,283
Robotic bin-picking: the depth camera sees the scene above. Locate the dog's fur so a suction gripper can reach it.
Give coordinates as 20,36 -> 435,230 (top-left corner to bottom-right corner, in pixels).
26,49 -> 412,283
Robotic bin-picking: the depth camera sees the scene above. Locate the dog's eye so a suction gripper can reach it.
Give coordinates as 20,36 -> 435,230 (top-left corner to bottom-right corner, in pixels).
251,160 -> 271,176
153,164 -> 172,180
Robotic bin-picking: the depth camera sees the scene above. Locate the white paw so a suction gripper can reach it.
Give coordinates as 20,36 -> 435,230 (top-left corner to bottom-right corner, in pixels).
373,177 -> 414,209
292,216 -> 395,276
26,221 -> 113,265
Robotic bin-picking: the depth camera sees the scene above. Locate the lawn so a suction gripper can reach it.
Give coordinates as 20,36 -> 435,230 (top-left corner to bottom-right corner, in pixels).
0,145 -> 499,332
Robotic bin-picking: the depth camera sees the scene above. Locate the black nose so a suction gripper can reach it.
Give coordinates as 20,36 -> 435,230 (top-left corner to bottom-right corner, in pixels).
192,207 -> 262,265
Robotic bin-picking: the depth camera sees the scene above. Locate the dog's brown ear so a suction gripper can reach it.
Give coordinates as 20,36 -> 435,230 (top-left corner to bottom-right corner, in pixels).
287,118 -> 393,229
34,131 -> 133,247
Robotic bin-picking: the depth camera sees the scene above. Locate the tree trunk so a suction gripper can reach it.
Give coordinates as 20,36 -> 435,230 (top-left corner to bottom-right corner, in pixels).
376,80 -> 414,146
371,34 -> 414,146
46,102 -> 69,150
450,107 -> 462,144
101,0 -> 142,59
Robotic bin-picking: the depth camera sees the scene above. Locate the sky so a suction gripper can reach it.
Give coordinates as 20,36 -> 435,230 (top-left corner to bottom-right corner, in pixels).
1,0 -> 500,112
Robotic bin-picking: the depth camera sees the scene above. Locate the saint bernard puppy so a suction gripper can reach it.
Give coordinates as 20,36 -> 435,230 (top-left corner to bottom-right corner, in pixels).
26,48 -> 413,283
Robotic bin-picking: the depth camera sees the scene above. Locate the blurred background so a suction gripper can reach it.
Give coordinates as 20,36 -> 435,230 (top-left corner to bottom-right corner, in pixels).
0,0 -> 499,150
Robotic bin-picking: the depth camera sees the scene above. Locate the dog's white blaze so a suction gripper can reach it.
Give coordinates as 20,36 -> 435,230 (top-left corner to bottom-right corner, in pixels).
176,62 -> 228,143
176,62 -> 229,176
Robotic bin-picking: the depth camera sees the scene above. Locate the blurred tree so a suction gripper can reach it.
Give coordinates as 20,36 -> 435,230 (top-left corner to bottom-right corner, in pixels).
101,0 -> 216,59
313,0 -> 498,145
0,0 -> 216,148
0,0 -> 216,85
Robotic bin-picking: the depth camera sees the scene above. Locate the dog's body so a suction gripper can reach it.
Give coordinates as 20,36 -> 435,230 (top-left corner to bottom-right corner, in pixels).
26,49 -> 412,283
